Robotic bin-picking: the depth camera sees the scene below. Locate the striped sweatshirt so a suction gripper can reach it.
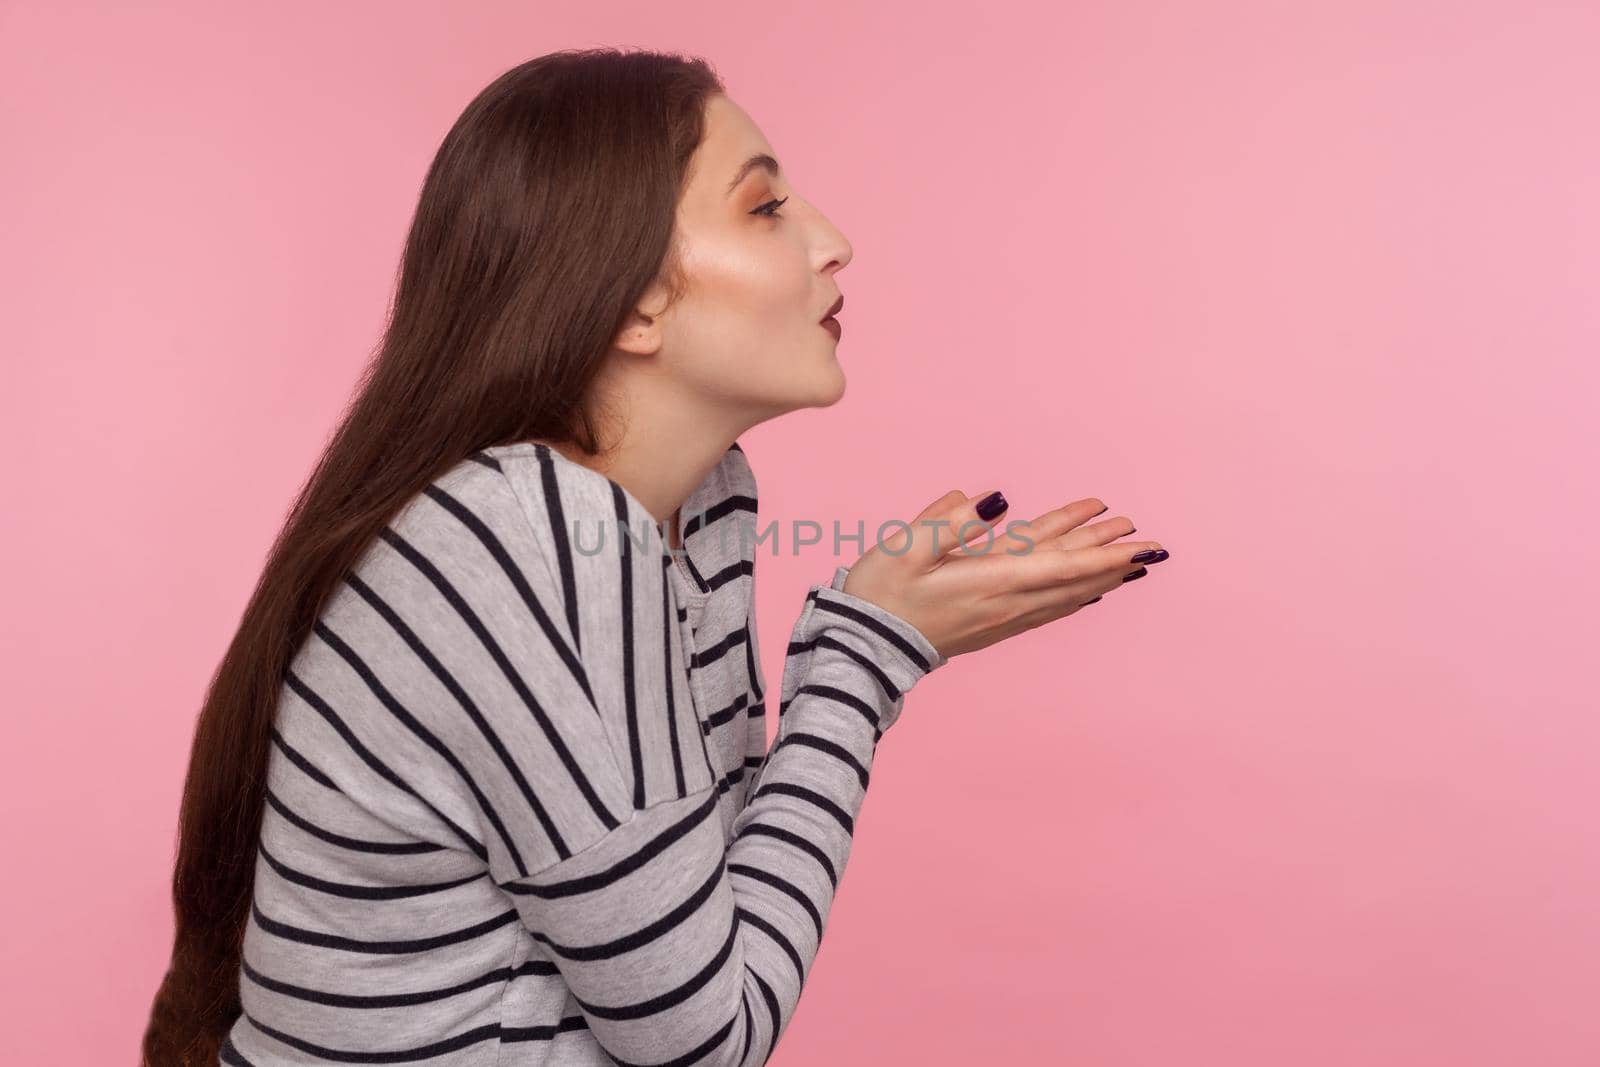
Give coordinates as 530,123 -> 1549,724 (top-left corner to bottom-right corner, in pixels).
222,440 -> 948,1066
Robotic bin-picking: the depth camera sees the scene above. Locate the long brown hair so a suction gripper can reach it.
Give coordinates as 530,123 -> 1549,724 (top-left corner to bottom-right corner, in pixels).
142,48 -> 725,1064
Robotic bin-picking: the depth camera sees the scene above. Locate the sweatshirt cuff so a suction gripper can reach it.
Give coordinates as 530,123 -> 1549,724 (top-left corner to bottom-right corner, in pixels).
795,563 -> 947,714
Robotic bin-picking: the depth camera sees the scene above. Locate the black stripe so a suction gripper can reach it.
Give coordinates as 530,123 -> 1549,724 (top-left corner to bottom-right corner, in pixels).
735,903 -> 806,983
673,549 -> 711,594
283,670 -> 486,861
711,763 -> 746,793
536,849 -> 727,963
703,558 -> 753,593
219,1034 -> 256,1066
265,788 -> 444,855
739,994 -> 755,1066
670,498 -> 717,596
661,560 -> 688,797
748,963 -> 781,1065
595,1014 -> 738,1067
250,898 -> 517,954
240,955 -> 548,1009
811,591 -> 934,672
614,483 -> 646,808
245,1014 -> 505,1064
743,601 -> 765,702
690,645 -> 718,781
270,728 -> 339,791
786,632 -> 904,702
778,602 -> 818,725
727,861 -> 822,940
466,450 -> 501,471
667,578 -> 718,786
249,895 -> 515,953
501,1014 -> 591,1042
257,840 -> 486,901
749,779 -> 854,834
679,548 -> 711,594
781,682 -> 883,732
312,619 -> 529,875
691,623 -> 750,670
680,492 -> 757,544
768,730 -> 869,789
530,443 -> 582,656
242,1012 -> 592,1064
704,690 -> 751,729
571,914 -> 740,1021
672,495 -> 752,572
500,788 -> 719,898
733,821 -> 838,888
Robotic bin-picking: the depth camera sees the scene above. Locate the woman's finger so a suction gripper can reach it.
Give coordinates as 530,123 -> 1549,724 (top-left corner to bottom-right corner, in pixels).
994,498 -> 1116,556
1040,513 -> 1140,553
878,488 -> 969,563
1003,559 -> 1137,626
922,490 -> 1105,561
937,534 -> 1165,595
910,487 -> 1012,565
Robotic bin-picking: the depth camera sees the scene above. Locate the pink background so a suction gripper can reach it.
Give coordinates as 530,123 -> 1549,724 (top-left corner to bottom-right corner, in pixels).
5,2 -> 1598,1063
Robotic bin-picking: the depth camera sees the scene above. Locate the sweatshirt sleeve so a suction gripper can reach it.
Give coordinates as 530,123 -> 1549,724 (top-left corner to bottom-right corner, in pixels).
495,560 -> 947,1067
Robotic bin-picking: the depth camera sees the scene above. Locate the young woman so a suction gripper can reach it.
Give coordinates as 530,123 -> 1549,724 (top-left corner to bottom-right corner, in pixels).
142,48 -> 1168,1066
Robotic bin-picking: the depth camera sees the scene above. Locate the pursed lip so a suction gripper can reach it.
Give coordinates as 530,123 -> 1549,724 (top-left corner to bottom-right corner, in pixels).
821,294 -> 844,321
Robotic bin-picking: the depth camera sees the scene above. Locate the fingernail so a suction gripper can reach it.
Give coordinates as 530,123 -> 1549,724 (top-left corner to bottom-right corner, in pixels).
976,491 -> 1007,521
1122,567 -> 1149,582
1084,595 -> 1103,604
1129,549 -> 1164,564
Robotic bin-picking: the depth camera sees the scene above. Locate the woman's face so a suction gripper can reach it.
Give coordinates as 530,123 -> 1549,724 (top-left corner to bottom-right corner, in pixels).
630,93 -> 853,422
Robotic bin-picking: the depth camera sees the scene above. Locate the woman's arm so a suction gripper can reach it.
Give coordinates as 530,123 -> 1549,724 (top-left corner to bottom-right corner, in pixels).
494,565 -> 945,1067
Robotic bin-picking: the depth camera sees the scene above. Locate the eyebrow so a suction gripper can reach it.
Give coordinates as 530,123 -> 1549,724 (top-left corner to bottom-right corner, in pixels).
726,153 -> 781,196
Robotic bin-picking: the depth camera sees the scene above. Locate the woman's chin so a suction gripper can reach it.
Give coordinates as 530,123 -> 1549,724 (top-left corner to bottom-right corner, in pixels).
751,362 -> 847,416
809,362 -> 848,407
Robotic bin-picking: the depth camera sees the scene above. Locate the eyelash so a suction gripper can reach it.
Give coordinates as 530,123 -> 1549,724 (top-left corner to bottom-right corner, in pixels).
752,196 -> 789,218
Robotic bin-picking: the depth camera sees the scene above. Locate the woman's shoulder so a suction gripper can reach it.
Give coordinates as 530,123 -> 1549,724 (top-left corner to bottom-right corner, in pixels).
381,442 -> 630,572
363,442 -> 670,649
469,441 -> 644,535
281,446 -> 639,877
340,445 -> 588,648
363,440 -> 756,631
316,444 -> 616,755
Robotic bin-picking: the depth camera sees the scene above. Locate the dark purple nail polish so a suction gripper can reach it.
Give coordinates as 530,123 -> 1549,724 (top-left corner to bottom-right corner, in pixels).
1084,595 -> 1103,605
976,491 -> 1007,521
1122,567 -> 1148,582
1130,549 -> 1162,564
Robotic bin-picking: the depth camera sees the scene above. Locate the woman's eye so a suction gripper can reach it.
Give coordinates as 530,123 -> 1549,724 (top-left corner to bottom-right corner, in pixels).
751,196 -> 789,218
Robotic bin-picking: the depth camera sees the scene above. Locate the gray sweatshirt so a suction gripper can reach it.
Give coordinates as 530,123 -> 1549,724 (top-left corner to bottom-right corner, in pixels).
223,440 -> 947,1066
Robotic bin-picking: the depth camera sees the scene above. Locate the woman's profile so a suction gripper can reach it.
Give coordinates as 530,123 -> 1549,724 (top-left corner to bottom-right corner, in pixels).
142,47 -> 1168,1066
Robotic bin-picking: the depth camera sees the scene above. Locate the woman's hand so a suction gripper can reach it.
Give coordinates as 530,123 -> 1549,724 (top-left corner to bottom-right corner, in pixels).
840,489 -> 1167,659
